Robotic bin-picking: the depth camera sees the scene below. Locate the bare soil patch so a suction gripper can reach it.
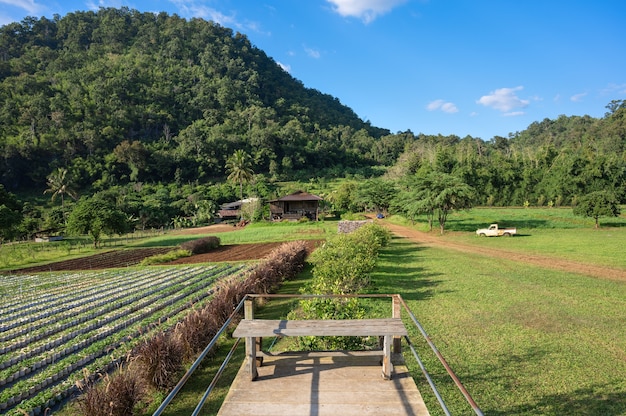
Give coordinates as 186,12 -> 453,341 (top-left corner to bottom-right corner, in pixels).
7,240 -> 324,273
165,240 -> 323,264
382,221 -> 626,282
9,248 -> 172,274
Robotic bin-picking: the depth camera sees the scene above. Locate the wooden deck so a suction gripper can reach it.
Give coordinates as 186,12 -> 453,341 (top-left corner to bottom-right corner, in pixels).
217,350 -> 430,416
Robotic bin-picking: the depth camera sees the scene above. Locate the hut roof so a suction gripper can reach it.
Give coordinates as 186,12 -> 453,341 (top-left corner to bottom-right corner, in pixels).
270,191 -> 323,202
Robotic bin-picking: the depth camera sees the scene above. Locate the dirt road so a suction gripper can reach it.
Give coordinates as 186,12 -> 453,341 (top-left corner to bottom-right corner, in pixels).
382,222 -> 626,282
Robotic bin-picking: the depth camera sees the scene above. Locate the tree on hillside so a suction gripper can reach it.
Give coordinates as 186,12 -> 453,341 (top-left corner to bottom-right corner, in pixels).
66,196 -> 128,248
225,149 -> 254,201
0,185 -> 23,241
44,168 -> 78,211
573,191 -> 621,228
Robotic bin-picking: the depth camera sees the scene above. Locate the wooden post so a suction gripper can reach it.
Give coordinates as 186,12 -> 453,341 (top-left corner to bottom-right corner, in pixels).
243,299 -> 258,380
392,295 -> 402,354
382,334 -> 392,380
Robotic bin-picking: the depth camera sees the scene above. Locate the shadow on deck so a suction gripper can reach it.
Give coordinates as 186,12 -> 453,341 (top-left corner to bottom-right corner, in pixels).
218,350 -> 429,416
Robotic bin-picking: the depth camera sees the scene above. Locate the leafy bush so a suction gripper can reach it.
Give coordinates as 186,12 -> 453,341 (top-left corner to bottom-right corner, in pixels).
290,223 -> 390,350
307,224 -> 390,294
139,249 -> 191,265
179,236 -> 221,254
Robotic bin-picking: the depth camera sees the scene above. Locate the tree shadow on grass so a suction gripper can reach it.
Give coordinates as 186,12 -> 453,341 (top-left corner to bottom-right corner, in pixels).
486,383 -> 626,416
420,346 -> 626,416
369,238 -> 444,302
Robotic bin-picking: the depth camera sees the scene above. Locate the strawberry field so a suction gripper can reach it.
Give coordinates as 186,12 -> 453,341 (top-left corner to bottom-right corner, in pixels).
0,264 -> 248,415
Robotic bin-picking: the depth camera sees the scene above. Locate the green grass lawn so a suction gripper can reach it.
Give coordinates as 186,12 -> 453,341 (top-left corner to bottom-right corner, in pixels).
387,207 -> 626,269
370,237 -> 626,416
10,210 -> 626,415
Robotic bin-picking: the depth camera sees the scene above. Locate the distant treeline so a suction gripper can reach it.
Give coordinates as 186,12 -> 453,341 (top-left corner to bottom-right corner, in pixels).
1,8 -> 625,208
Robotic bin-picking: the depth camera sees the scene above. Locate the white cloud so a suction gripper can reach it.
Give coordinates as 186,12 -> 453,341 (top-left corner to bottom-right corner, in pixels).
570,92 -> 587,102
86,0 -> 123,12
504,111 -> 525,117
304,46 -> 321,59
0,0 -> 41,14
277,61 -> 291,73
326,0 -> 407,23
601,83 -> 626,95
427,99 -> 458,113
477,86 -> 529,112
170,0 -> 266,35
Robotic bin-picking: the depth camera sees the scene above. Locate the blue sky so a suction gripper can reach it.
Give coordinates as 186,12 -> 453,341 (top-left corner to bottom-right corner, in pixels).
2,0 -> 626,140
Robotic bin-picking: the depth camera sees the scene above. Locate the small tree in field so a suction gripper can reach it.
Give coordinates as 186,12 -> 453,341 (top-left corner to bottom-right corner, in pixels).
397,172 -> 475,234
66,196 -> 128,247
573,191 -> 621,228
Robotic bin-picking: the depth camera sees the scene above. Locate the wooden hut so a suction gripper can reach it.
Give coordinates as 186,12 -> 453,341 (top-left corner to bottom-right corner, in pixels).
269,191 -> 323,221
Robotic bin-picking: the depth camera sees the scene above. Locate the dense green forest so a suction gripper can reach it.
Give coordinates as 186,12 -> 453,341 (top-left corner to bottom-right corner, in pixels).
0,8 -> 625,240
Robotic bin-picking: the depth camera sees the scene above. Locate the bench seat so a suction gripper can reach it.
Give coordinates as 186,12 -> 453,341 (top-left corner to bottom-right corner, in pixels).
232,318 -> 408,380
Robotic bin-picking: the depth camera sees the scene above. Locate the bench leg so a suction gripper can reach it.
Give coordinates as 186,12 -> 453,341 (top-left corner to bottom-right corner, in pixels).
382,335 -> 393,380
245,336 -> 258,380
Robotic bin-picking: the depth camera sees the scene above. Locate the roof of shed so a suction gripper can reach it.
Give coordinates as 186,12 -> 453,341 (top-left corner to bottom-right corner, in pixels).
270,191 -> 323,202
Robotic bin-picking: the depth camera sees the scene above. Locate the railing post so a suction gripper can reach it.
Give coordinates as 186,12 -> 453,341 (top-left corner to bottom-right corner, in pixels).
243,298 -> 258,380
392,295 -> 402,353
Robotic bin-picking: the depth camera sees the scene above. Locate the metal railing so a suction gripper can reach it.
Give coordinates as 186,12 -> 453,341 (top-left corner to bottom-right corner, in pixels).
153,293 -> 483,415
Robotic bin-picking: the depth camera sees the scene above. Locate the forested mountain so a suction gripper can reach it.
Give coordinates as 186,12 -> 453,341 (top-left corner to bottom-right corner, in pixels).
0,8 -> 389,191
0,7 -> 625,239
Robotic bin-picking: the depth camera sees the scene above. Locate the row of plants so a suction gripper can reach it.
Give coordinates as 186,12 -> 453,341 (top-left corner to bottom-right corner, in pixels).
1,268 -> 178,335
0,264 -> 248,415
0,266 -> 236,385
72,240 -> 310,416
288,222 -> 391,350
1,266 -> 222,349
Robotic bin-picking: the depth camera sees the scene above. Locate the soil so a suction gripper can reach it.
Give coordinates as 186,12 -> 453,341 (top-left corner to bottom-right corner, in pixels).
380,221 -> 626,282
7,221 -> 322,273
8,222 -> 625,281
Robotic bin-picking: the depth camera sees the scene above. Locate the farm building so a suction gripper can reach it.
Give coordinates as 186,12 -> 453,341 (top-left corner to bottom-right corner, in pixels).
217,198 -> 257,220
269,191 -> 323,221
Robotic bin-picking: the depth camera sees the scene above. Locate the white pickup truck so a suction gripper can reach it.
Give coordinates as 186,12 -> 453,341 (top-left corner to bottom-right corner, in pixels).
476,224 -> 517,237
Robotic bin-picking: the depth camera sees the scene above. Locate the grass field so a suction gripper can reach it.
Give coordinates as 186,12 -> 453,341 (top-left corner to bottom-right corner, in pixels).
5,208 -> 626,415
371,238 -> 626,415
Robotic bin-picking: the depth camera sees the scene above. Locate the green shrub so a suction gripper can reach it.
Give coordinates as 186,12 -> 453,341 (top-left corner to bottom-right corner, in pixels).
179,236 -> 220,254
289,223 -> 390,350
139,249 -> 191,265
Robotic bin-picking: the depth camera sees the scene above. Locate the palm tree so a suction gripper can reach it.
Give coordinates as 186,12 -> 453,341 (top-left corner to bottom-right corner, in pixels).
44,167 -> 78,210
225,150 -> 254,201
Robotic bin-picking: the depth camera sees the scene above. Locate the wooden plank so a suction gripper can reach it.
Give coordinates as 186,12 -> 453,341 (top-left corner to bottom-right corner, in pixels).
233,318 -> 408,338
217,351 -> 430,416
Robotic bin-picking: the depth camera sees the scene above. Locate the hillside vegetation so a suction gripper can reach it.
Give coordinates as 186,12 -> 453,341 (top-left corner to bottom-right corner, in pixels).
0,8 -> 625,242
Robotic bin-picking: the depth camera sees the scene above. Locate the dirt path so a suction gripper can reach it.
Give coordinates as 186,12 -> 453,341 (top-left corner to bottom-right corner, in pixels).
381,222 -> 626,282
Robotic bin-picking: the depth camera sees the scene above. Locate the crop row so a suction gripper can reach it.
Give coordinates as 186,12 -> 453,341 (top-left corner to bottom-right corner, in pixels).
1,266 -> 213,347
0,265 -> 238,368
0,269 -> 151,326
0,264 -> 249,415
0,267 -> 188,328
0,265 -> 238,378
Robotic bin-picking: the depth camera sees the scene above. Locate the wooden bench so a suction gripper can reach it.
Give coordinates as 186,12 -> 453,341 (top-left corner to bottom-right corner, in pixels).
232,318 -> 408,380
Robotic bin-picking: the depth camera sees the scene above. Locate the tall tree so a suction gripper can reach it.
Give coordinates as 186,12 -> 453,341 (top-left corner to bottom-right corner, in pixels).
66,195 -> 128,247
0,185 -> 23,241
225,149 -> 253,201
44,167 -> 78,210
399,172 -> 475,234
573,191 -> 621,228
